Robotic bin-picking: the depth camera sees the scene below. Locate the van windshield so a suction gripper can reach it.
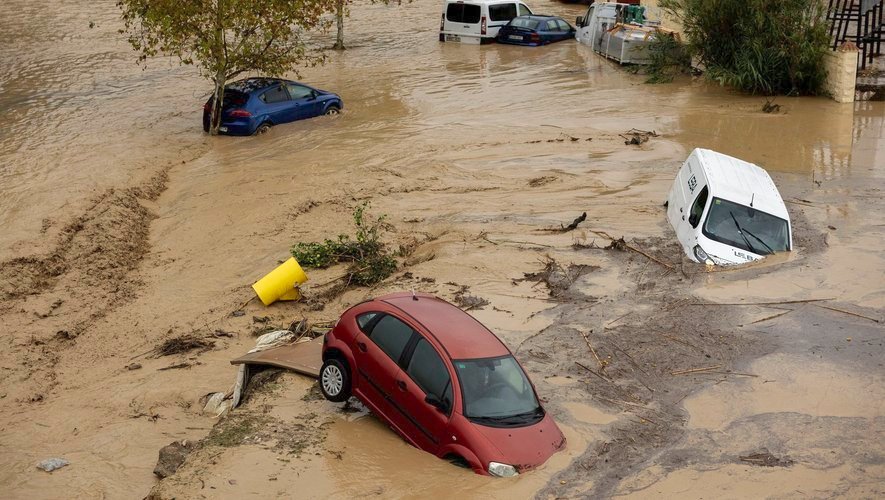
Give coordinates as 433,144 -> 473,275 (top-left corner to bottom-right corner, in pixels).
454,355 -> 543,427
702,197 -> 790,255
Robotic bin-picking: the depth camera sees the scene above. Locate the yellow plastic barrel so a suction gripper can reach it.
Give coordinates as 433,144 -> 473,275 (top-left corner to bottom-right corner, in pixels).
252,257 -> 309,306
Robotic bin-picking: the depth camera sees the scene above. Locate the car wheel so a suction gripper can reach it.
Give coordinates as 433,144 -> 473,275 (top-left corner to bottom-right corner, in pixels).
320,358 -> 351,402
324,105 -> 341,116
255,122 -> 272,135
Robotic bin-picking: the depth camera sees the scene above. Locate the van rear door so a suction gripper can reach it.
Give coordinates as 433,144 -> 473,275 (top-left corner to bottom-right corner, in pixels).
444,2 -> 483,41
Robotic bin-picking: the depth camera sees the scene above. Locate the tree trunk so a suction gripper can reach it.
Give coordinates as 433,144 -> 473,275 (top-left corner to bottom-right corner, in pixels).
334,0 -> 345,50
210,71 -> 225,136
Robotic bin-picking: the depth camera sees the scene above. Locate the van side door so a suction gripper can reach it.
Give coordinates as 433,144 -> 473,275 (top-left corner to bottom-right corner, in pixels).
677,180 -> 709,254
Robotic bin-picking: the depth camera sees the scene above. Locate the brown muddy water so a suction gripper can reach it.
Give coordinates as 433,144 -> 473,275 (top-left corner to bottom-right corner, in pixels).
1,0 -> 884,498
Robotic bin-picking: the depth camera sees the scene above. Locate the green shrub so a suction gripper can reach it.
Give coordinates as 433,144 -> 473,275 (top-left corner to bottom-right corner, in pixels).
292,203 -> 397,286
660,0 -> 829,95
643,31 -> 693,84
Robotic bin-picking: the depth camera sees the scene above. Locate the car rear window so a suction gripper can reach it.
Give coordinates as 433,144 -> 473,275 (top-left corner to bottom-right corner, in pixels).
510,17 -> 539,29
447,3 -> 481,24
489,3 -> 516,21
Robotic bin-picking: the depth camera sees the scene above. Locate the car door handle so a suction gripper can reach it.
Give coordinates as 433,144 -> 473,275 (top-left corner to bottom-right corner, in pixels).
357,342 -> 367,352
396,380 -> 407,391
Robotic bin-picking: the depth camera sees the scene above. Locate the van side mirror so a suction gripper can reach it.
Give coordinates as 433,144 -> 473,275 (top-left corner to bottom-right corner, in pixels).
576,16 -> 584,27
425,394 -> 448,413
688,213 -> 699,227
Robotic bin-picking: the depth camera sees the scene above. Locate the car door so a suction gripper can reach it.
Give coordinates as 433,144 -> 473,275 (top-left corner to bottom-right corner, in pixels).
259,84 -> 294,124
392,335 -> 454,455
678,184 -> 709,254
352,313 -> 417,443
286,83 -> 320,120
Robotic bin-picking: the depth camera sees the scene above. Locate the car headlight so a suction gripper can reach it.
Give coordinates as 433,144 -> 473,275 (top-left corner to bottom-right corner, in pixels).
488,462 -> 518,477
693,245 -> 714,266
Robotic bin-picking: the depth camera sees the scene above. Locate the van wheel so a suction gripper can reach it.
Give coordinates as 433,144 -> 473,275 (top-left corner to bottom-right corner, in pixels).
320,358 -> 351,402
324,105 -> 341,115
255,122 -> 272,135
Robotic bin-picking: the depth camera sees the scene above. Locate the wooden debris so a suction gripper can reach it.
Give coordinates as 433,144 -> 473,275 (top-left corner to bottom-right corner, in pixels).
687,298 -> 834,306
579,330 -> 607,370
815,304 -> 880,323
671,365 -> 722,376
575,361 -> 613,383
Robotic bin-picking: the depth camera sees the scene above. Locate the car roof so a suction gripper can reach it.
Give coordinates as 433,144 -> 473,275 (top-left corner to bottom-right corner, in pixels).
377,293 -> 511,360
226,77 -> 293,94
517,15 -> 559,20
691,148 -> 790,221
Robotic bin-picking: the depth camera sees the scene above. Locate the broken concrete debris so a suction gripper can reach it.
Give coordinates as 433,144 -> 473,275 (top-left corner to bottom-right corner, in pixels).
153,440 -> 195,478
36,458 -> 69,472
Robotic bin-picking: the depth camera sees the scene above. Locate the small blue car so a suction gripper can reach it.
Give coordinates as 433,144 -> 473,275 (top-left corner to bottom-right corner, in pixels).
495,15 -> 575,46
202,77 -> 343,135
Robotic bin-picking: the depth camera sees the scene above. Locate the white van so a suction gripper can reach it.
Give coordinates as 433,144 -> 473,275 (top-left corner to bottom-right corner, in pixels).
440,0 -> 534,44
666,149 -> 792,266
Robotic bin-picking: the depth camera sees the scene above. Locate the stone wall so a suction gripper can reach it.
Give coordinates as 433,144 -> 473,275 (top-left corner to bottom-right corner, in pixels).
824,44 -> 859,103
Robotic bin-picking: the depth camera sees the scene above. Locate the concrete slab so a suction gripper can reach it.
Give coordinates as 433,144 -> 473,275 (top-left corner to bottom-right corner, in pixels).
230,337 -> 323,378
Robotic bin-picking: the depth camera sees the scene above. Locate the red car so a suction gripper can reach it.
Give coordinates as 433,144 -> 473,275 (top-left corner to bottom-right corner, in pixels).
320,292 -> 565,476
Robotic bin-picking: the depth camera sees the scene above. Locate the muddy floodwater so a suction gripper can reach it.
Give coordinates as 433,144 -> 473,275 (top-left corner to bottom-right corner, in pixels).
1,0 -> 883,498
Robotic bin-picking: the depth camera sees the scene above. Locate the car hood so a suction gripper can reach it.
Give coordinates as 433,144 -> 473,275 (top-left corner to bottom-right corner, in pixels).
471,413 -> 565,472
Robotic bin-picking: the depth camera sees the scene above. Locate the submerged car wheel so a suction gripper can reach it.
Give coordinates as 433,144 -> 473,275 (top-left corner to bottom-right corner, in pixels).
324,105 -> 341,116
255,122 -> 272,135
320,358 -> 351,402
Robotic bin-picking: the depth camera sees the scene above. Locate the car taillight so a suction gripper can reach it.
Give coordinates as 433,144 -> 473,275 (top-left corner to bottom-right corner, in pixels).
440,12 -> 445,31
229,109 -> 251,118
481,16 -> 487,35
530,33 -> 540,42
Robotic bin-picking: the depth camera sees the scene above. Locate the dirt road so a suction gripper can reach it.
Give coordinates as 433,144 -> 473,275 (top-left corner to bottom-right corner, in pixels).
1,1 -> 883,498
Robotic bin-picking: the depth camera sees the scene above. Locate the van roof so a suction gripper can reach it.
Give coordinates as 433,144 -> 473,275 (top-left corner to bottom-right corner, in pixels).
691,148 -> 790,221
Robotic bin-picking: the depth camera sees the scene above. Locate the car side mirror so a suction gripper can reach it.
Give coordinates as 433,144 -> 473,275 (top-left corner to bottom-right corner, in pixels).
688,214 -> 699,227
425,394 -> 448,413
576,16 -> 583,27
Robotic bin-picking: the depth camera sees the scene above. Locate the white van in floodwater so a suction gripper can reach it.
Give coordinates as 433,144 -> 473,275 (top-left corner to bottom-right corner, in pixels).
666,149 -> 792,266
440,0 -> 534,44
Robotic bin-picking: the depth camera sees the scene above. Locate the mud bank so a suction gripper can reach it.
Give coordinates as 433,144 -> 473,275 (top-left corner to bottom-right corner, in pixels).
1,0 -> 883,498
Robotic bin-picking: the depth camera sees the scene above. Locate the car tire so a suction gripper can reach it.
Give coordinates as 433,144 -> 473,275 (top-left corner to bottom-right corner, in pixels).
255,122 -> 272,135
320,358 -> 351,402
324,105 -> 341,116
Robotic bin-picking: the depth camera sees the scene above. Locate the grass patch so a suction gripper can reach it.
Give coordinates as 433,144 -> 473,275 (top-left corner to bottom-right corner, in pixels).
204,413 -> 270,448
292,202 -> 397,286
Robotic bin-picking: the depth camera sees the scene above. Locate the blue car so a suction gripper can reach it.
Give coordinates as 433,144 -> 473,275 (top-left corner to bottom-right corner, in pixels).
202,78 -> 343,135
495,15 -> 575,46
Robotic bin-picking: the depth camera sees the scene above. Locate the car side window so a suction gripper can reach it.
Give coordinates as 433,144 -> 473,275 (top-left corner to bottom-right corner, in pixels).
369,315 -> 413,363
518,3 -> 532,16
406,338 -> 452,410
546,20 -> 558,31
261,85 -> 289,104
556,19 -> 571,31
689,185 -> 709,228
287,83 -> 314,100
356,312 -> 380,332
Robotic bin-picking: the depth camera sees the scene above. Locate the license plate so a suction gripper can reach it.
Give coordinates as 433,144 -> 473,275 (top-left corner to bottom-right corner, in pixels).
508,35 -> 523,41
445,34 -> 461,42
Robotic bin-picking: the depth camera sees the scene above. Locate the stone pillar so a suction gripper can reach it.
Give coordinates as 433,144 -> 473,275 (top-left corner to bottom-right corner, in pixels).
823,42 -> 859,103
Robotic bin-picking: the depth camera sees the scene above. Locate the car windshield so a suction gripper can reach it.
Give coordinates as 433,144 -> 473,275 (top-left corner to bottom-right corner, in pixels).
454,355 -> 541,422
702,197 -> 790,255
510,18 -> 540,29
